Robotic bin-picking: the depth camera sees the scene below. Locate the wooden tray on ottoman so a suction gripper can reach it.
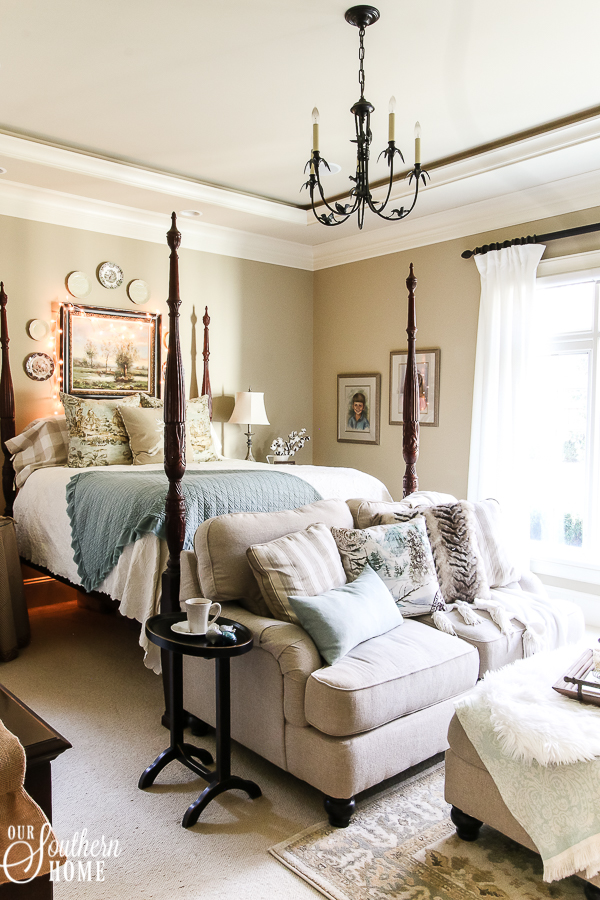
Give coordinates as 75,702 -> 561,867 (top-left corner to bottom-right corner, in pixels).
553,649 -> 600,707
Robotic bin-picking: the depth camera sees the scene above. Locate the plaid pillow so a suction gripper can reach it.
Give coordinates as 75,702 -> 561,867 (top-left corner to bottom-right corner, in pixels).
247,523 -> 346,624
6,416 -> 69,487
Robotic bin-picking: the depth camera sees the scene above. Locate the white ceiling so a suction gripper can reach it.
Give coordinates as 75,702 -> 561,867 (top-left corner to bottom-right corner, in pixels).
1,0 -> 600,268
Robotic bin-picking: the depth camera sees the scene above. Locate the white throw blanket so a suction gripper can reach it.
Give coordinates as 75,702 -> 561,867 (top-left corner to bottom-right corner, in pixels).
433,586 -> 569,657
456,644 -> 600,882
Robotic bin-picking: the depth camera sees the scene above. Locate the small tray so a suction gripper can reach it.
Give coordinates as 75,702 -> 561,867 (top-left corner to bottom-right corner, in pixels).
552,649 -> 600,707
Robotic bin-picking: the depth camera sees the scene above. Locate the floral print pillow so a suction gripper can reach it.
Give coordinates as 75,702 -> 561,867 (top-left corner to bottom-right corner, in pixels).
331,518 -> 445,617
60,393 -> 141,468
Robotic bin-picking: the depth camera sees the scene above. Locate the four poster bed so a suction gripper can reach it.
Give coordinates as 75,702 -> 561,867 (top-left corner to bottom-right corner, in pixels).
0,215 -> 422,674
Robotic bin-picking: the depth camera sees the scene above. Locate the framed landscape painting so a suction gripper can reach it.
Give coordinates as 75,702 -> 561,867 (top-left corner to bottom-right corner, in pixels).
390,348 -> 440,427
337,373 -> 380,445
61,304 -> 161,397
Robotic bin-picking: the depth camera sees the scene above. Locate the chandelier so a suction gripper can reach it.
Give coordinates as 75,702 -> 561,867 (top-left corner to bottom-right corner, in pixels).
303,5 -> 429,230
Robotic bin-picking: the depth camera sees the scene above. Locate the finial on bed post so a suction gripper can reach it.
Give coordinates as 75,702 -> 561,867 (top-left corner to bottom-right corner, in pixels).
402,263 -> 419,498
0,283 -> 16,517
201,306 -> 212,421
162,213 -> 186,616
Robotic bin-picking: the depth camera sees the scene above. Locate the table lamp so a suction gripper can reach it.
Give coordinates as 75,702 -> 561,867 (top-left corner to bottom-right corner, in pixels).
228,390 -> 270,461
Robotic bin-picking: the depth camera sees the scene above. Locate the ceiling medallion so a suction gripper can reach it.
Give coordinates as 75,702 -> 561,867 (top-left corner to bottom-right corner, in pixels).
97,261 -> 123,289
303,5 -> 429,230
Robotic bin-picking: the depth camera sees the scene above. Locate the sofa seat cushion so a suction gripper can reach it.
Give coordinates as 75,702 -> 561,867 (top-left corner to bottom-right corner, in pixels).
304,619 -> 479,737
417,593 -> 585,676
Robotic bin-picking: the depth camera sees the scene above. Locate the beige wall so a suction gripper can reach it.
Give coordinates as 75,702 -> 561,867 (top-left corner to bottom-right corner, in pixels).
0,215 -> 313,465
313,207 -> 600,501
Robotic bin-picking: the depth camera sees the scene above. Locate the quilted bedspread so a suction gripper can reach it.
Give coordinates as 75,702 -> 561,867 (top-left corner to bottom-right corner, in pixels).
66,468 -> 322,593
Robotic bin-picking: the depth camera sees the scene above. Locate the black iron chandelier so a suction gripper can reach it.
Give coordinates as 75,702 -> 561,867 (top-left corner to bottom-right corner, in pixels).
303,5 -> 429,230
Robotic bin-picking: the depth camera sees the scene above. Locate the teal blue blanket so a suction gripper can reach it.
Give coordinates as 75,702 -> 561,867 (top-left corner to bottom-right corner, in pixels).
66,468 -> 322,593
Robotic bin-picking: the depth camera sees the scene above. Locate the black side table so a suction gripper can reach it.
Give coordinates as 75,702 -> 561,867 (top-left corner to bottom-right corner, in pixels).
139,613 -> 261,828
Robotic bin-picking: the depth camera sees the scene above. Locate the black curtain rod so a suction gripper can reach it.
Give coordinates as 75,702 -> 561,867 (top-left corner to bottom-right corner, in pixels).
461,222 -> 600,259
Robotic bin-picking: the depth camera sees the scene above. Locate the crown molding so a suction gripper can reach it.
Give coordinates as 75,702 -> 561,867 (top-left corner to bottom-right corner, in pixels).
312,165 -> 600,270
0,131 -> 306,226
0,179 -> 314,270
1,113 -> 600,272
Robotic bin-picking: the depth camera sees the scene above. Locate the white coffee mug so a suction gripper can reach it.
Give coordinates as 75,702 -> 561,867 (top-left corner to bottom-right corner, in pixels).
185,598 -> 221,635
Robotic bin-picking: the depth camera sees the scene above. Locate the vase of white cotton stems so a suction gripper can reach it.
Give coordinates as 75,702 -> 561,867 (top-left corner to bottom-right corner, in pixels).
268,429 -> 310,464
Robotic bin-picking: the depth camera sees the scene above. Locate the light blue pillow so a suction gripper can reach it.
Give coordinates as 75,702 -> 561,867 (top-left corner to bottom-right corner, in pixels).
288,564 -> 403,666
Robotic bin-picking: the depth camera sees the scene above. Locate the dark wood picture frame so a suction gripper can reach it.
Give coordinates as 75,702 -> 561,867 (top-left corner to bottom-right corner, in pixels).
60,303 -> 161,398
390,348 -> 440,427
337,373 -> 381,445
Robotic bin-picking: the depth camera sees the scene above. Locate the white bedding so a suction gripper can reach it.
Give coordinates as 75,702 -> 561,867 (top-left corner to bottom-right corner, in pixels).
14,459 -> 391,670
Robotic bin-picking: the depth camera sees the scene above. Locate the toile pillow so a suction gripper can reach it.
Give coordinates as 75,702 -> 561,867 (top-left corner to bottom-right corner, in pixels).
421,501 -> 490,604
246,522 -> 347,624
6,416 -> 69,487
331,518 -> 444,617
140,393 -> 219,462
60,393 -> 141,468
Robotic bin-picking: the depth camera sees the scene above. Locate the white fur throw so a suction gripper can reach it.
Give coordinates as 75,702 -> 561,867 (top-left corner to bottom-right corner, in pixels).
465,642 -> 600,766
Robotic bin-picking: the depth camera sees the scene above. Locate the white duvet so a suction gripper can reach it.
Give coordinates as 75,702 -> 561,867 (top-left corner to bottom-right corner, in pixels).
14,459 -> 391,670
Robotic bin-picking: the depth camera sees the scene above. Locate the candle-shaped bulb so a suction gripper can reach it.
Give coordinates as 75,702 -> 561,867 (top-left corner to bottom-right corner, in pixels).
312,107 -> 320,153
388,96 -> 396,142
414,121 -> 421,165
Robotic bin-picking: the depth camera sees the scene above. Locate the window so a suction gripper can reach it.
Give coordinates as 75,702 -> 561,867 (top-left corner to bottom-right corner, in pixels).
529,273 -> 599,579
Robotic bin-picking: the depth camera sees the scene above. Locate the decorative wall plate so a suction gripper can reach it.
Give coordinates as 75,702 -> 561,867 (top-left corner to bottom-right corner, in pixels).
66,271 -> 92,299
27,319 -> 50,341
97,261 -> 123,289
127,279 -> 150,304
24,352 -> 55,381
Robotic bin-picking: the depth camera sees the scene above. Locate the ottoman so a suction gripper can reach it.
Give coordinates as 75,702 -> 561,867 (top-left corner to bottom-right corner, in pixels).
445,712 -> 600,898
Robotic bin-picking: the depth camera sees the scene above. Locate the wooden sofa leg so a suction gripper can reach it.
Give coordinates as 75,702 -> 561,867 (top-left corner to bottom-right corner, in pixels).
451,806 -> 483,841
584,883 -> 600,899
324,796 -> 356,828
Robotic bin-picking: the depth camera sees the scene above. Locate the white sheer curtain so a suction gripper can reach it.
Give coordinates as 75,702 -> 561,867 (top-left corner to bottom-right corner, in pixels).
467,243 -> 545,554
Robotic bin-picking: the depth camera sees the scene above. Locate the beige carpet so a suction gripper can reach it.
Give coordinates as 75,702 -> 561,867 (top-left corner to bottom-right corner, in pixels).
270,766 -> 587,900
1,600 -> 329,899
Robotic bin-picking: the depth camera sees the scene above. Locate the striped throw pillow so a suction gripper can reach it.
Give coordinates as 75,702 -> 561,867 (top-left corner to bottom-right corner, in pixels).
246,523 -> 346,624
471,498 -> 521,588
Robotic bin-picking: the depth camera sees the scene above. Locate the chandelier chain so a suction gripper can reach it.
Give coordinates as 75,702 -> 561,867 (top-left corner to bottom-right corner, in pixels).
358,27 -> 366,98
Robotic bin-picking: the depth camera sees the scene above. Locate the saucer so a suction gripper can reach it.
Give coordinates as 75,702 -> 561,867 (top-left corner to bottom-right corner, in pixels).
171,621 -> 205,637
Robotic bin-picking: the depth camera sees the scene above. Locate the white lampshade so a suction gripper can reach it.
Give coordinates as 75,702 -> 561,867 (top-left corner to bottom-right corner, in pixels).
228,391 -> 270,426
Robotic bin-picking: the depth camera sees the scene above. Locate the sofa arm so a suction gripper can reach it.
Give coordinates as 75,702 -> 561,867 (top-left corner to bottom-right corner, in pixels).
518,570 -> 548,598
217,603 -> 324,728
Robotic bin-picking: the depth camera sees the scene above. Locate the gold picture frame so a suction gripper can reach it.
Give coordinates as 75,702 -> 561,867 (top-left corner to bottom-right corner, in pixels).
61,304 -> 161,397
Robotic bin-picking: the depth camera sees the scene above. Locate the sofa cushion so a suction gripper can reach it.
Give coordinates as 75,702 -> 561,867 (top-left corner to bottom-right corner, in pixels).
248,523 -> 346,624
418,592 -> 585,677
332,519 -> 443,617
194,498 -> 353,617
347,491 -> 458,529
304,619 -> 479,737
289,564 -> 403,665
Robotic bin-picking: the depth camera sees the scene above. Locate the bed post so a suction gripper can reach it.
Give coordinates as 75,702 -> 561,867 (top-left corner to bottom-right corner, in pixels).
402,264 -> 419,498
201,306 -> 212,420
0,283 -> 16,517
161,214 -> 186,616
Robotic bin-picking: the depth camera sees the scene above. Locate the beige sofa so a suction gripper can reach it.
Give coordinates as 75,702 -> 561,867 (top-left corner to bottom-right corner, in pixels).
179,497 -> 584,826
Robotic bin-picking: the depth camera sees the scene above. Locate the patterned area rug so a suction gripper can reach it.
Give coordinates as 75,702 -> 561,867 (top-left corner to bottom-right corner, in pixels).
269,766 -> 585,900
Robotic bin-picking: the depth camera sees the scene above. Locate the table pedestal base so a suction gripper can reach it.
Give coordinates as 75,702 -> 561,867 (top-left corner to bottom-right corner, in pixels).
139,631 -> 261,827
